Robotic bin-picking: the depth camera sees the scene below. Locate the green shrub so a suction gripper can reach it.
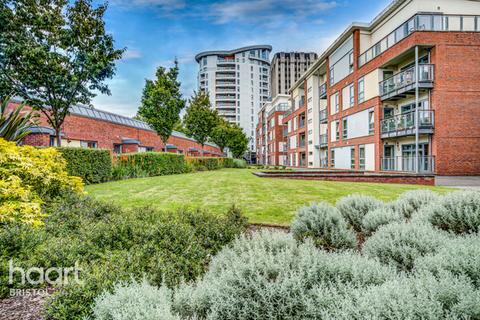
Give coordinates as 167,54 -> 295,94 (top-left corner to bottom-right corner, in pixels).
0,192 -> 246,319
414,234 -> 480,287
336,195 -> 383,232
391,189 -> 440,218
291,203 -> 356,250
112,152 -> 186,179
91,279 -> 178,320
173,231 -> 393,320
232,158 -> 247,168
363,222 -> 448,271
361,206 -> 404,235
57,147 -> 112,184
186,157 -> 234,171
426,191 -> 480,234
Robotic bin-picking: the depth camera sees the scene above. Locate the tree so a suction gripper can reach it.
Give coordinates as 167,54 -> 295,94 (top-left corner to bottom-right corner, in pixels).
0,0 -> 124,146
210,119 -> 232,154
227,124 -> 249,159
183,92 -> 219,156
138,62 -> 185,147
0,96 -> 38,142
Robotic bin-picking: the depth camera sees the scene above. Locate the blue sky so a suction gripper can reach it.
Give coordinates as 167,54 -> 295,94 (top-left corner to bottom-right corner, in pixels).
92,0 -> 391,117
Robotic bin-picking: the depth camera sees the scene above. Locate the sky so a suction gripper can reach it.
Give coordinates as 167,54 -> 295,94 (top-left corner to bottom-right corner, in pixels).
91,0 -> 391,117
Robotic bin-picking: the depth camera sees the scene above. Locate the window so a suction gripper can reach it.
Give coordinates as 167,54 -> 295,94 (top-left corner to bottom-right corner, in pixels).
358,78 -> 365,103
359,145 -> 366,170
350,148 -> 355,169
331,149 -> 335,167
349,51 -> 354,73
335,120 -> 340,141
342,118 -> 348,139
113,144 -> 122,154
335,92 -> 340,113
80,140 -> 97,148
349,84 -> 354,107
368,110 -> 375,134
329,69 -> 334,86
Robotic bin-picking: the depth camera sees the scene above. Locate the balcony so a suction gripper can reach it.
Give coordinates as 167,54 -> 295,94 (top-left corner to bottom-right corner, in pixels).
319,83 -> 327,99
381,156 -> 435,173
299,118 -> 305,128
318,134 -> 328,148
217,66 -> 235,71
381,110 -> 434,139
299,136 -> 306,148
216,94 -> 236,100
215,80 -> 236,87
379,64 -> 434,101
217,58 -> 235,65
319,109 -> 327,123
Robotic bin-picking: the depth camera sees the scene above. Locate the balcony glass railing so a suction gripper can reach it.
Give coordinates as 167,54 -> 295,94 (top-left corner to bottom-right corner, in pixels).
359,14 -> 480,67
320,158 -> 328,168
379,64 -> 434,97
381,156 -> 435,173
381,110 -> 434,134
299,139 -> 306,148
319,109 -> 327,122
299,119 -> 305,128
319,134 -> 328,146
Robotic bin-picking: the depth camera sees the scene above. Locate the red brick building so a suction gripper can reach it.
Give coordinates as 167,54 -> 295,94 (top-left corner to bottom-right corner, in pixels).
279,0 -> 480,176
256,95 -> 289,165
8,101 -> 222,156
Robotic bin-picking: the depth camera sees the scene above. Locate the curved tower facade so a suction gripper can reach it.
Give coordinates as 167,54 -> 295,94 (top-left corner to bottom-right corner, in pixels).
195,45 -> 272,154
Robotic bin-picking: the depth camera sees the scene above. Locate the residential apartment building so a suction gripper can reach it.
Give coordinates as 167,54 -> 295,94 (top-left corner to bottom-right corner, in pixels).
256,95 -> 290,165
195,45 -> 272,155
8,101 -> 222,156
270,52 -> 318,97
281,0 -> 480,175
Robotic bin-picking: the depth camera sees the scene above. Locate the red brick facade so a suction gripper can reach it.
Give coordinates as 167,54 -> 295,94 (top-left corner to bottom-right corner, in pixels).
266,111 -> 287,166
9,103 -> 223,156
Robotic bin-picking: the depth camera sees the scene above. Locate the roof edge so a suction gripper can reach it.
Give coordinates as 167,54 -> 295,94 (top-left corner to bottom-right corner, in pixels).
195,45 -> 272,62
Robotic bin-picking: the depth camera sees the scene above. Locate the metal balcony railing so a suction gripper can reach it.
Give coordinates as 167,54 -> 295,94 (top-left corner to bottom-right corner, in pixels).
379,64 -> 434,98
381,110 -> 434,138
381,156 -> 435,173
319,109 -> 327,123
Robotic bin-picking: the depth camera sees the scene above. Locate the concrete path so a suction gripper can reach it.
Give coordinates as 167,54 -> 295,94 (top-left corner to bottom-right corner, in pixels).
436,176 -> 480,190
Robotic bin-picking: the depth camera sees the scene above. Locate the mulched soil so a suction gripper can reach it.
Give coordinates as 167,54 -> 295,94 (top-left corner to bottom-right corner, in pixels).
0,288 -> 55,320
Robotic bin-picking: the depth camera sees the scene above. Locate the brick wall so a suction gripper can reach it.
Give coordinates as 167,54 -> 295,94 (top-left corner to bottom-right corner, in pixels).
8,103 -> 222,156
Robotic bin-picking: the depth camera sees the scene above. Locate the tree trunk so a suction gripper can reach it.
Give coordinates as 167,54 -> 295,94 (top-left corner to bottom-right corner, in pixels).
201,144 -> 204,157
55,127 -> 62,147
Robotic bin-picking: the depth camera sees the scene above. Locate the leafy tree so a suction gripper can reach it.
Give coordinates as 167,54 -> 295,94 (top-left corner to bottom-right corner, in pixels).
0,96 -> 38,142
138,62 -> 185,147
227,124 -> 249,159
0,0 -> 124,146
210,119 -> 232,154
183,92 -> 219,155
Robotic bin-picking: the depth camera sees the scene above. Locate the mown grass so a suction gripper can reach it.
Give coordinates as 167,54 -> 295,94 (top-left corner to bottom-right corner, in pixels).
86,169 -> 449,226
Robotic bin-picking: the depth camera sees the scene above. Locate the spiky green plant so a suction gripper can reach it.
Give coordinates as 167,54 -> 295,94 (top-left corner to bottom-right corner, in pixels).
0,97 -> 37,142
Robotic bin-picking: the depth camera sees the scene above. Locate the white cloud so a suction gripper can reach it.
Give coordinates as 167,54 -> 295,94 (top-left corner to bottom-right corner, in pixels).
122,48 -> 143,60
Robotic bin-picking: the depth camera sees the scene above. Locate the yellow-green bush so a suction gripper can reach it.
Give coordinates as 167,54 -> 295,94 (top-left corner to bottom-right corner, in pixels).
0,138 -> 83,226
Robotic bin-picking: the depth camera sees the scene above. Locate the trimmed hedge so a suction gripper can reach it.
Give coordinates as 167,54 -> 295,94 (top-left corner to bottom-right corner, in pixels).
112,152 -> 186,180
186,157 -> 235,171
57,147 -> 112,184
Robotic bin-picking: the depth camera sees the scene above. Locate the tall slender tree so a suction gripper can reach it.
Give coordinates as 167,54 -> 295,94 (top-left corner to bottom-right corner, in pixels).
227,124 -> 249,159
0,0 -> 124,146
210,119 -> 231,154
183,91 -> 219,156
138,61 -> 185,148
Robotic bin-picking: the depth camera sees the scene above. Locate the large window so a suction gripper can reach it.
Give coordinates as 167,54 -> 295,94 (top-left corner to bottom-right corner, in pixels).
358,78 -> 365,103
359,145 -> 366,170
342,118 -> 348,140
349,84 -> 355,107
368,110 -> 375,135
335,121 -> 340,141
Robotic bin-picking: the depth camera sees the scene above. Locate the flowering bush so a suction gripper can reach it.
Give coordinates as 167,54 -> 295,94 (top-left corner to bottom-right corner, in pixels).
0,138 -> 83,226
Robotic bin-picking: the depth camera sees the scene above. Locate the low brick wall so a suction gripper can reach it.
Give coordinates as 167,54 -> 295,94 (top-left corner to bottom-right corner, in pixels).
253,171 -> 435,186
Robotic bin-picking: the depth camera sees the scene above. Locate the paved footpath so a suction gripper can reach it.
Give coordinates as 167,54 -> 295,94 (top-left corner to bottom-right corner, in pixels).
436,176 -> 480,190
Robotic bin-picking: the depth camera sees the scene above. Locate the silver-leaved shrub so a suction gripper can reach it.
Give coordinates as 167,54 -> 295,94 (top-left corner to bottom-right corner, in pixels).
426,191 -> 480,234
363,222 -> 449,271
336,195 -> 383,232
291,202 -> 357,250
361,206 -> 404,235
390,189 -> 440,218
92,279 -> 178,320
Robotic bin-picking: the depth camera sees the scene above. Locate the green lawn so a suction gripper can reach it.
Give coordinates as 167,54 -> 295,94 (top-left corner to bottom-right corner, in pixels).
86,169 -> 448,226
